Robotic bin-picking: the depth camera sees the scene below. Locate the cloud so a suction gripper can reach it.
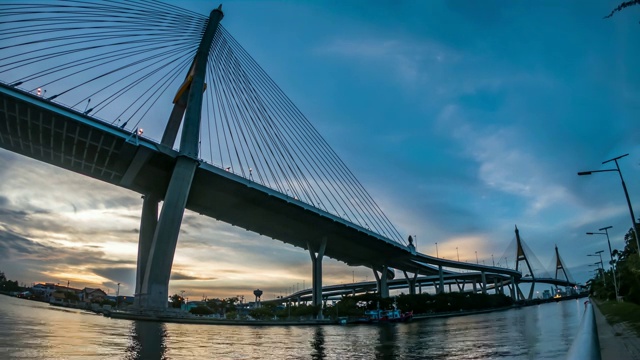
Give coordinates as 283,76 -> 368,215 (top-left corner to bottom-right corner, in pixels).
316,36 -> 461,90
170,271 -> 216,281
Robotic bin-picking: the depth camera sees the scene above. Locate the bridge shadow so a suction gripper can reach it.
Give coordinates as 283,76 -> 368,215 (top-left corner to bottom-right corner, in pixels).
125,321 -> 167,360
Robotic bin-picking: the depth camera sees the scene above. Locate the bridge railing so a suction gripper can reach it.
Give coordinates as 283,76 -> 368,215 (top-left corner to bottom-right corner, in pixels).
565,299 -> 600,360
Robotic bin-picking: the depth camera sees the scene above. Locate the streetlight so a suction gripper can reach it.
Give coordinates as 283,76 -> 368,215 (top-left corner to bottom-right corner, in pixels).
456,247 -> 459,262
492,254 -> 495,267
578,154 -> 639,253
588,263 -> 605,286
475,251 -> 478,264
588,250 -> 606,286
587,227 -> 619,300
435,242 -> 439,258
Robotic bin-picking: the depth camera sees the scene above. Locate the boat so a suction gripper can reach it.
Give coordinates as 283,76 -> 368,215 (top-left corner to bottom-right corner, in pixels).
354,308 -> 413,324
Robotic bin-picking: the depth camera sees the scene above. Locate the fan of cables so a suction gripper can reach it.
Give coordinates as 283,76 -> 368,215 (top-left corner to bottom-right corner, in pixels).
0,0 -> 406,245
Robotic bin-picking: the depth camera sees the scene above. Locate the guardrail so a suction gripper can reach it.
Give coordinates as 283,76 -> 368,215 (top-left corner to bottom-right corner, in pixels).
566,299 -> 601,360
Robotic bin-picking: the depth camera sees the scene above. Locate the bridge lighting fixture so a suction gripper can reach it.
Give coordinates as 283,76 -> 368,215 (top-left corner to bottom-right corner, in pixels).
578,154 -> 639,253
137,128 -> 144,135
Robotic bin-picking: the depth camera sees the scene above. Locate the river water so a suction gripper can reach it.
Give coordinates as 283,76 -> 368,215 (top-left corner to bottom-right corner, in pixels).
0,295 -> 585,359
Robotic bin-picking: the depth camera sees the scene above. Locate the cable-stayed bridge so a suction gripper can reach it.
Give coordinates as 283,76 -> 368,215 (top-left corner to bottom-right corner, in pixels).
0,1 -> 578,314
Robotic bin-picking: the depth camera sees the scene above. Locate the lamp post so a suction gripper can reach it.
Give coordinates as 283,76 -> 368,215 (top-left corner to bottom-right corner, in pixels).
588,250 -> 606,286
587,227 -> 619,299
435,242 -> 439,258
475,251 -> 478,264
456,247 -> 459,262
578,154 -> 639,253
116,282 -> 120,309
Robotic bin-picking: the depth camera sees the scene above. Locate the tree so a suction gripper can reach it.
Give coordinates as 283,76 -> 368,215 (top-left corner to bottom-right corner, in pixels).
604,1 -> 640,20
588,227 -> 640,304
249,305 -> 275,320
169,294 -> 184,308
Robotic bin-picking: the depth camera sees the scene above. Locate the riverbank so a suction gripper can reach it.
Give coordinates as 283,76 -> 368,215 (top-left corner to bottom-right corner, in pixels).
593,299 -> 640,359
105,304 -> 518,326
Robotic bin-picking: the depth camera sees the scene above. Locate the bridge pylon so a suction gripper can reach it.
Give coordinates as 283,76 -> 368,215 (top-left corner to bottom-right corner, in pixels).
514,225 -> 536,300
554,245 -> 572,284
134,6 -> 224,310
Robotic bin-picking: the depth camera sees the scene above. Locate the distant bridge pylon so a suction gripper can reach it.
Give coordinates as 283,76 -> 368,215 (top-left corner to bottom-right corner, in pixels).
512,226 -> 578,300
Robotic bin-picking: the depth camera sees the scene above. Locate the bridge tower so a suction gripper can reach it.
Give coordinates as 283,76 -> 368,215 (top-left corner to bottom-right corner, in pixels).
134,6 -> 224,310
514,225 -> 536,300
554,245 -> 570,283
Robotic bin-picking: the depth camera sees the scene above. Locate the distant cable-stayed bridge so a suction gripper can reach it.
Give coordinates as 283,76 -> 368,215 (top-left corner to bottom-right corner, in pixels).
0,1 -> 578,315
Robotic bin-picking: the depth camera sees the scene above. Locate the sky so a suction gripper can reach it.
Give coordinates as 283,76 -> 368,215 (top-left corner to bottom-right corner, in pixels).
1,0 -> 639,300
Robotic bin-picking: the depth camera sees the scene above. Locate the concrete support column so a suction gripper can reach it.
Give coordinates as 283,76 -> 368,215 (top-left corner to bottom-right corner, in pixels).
308,238 -> 327,319
473,281 -> 477,293
494,279 -> 499,295
373,266 -> 389,298
481,271 -> 487,295
138,156 -> 198,309
515,282 -> 526,301
402,271 -> 417,295
134,194 -> 159,306
528,281 -> 536,300
418,282 -> 422,294
438,265 -> 444,294
509,276 -> 516,299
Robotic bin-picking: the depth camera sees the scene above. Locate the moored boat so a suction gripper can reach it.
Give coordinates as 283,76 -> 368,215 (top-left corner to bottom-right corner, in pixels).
354,308 -> 413,324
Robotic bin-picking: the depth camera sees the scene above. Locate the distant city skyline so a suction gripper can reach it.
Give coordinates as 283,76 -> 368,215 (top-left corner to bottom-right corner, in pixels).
1,0 -> 639,300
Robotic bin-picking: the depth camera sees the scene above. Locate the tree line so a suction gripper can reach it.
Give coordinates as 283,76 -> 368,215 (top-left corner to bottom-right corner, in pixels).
588,227 -> 640,304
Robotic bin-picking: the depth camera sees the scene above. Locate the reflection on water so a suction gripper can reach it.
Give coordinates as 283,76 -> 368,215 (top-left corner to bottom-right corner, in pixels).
310,326 -> 325,359
126,321 -> 167,360
375,325 -> 397,360
0,295 -> 584,359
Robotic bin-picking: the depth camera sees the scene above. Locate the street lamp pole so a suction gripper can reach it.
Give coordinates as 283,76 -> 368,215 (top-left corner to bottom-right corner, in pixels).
435,242 -> 439,258
456,247 -> 459,262
587,227 -> 619,299
578,154 -> 639,253
116,282 -> 120,309
588,250 -> 606,287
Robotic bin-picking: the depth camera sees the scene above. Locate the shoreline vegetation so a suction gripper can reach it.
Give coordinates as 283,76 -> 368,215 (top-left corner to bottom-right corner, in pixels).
587,226 -> 640,337
109,292 -> 517,325
3,270 -> 587,327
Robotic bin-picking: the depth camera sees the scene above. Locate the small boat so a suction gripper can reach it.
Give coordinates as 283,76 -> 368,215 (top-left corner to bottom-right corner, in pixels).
354,309 -> 413,324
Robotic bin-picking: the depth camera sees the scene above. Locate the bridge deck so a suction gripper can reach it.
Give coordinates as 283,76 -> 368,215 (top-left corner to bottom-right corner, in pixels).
0,83 -> 411,267
0,83 -> 526,280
